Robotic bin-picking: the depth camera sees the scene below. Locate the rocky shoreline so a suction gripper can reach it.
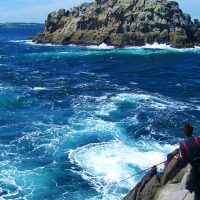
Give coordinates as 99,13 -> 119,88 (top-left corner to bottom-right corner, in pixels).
123,149 -> 194,200
33,0 -> 200,48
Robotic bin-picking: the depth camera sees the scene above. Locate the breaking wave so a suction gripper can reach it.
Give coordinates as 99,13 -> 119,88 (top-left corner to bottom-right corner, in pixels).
87,43 -> 115,49
9,40 -> 62,46
9,40 -> 200,56
69,140 -> 175,199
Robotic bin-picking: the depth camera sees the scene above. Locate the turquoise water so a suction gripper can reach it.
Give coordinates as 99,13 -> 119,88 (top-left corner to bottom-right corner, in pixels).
0,25 -> 200,200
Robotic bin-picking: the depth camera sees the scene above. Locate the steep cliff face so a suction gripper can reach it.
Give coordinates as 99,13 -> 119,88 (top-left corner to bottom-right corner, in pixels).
33,0 -> 200,48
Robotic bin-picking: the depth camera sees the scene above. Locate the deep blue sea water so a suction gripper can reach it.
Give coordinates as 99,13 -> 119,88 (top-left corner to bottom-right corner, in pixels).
0,25 -> 200,200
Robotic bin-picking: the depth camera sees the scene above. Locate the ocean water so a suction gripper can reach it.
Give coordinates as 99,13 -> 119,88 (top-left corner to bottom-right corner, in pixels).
0,25 -> 200,200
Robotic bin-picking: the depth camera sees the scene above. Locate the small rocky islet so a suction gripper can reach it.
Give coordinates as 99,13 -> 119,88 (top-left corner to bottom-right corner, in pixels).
33,0 -> 200,48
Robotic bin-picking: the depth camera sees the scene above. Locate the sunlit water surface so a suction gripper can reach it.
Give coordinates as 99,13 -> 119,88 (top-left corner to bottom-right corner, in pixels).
0,25 -> 200,200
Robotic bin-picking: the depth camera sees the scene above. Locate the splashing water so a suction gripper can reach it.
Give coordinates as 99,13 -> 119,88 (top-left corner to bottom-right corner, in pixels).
0,25 -> 200,200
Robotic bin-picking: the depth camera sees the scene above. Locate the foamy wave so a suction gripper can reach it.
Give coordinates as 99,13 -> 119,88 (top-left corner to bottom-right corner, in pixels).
68,140 -> 175,199
125,42 -> 200,51
32,87 -> 50,91
113,93 -> 150,103
62,42 -> 200,51
68,115 -> 123,140
87,43 -> 115,49
143,43 -> 172,49
73,91 -> 200,124
96,93 -> 151,116
9,40 -> 200,52
94,92 -> 200,120
9,40 -> 62,46
112,93 -> 198,111
68,44 -> 77,47
10,40 -> 35,45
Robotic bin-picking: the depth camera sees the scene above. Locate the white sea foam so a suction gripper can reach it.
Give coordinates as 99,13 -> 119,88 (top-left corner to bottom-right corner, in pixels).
124,43 -> 170,50
70,42 -> 200,52
69,140 -> 175,199
96,93 -> 151,116
112,92 -> 199,111
9,40 -> 200,52
1,84 -> 197,200
74,90 -> 200,123
87,43 -> 115,49
9,40 -> 62,46
125,42 -> 200,52
94,91 -> 200,119
68,115 -> 123,141
68,44 -> 77,47
112,93 -> 150,103
32,87 -> 50,91
10,40 -> 35,45
129,82 -> 138,85
143,43 -> 172,49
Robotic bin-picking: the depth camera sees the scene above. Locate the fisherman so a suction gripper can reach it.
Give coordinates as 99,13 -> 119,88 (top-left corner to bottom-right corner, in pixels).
174,123 -> 200,199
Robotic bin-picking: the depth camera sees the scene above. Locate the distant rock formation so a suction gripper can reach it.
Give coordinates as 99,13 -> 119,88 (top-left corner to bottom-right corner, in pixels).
33,0 -> 200,48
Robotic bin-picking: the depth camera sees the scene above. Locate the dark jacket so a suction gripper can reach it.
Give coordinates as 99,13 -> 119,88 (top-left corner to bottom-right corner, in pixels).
179,136 -> 200,171
179,136 -> 200,199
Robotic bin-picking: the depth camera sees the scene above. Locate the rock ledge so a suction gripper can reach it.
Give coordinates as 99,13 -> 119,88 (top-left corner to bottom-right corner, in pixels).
123,149 -> 194,200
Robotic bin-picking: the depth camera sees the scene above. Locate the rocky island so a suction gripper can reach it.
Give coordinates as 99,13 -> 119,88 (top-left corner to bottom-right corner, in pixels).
33,0 -> 200,48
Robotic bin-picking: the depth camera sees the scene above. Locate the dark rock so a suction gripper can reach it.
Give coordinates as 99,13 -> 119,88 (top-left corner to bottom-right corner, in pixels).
194,19 -> 200,28
161,158 -> 179,186
123,166 -> 159,200
123,149 -> 191,200
33,0 -> 200,48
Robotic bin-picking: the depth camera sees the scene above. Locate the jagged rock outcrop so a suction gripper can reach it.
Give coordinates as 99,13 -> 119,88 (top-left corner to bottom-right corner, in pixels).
123,149 -> 195,200
33,0 -> 200,48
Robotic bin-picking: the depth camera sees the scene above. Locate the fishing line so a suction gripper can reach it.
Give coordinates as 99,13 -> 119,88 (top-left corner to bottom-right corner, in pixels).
112,160 -> 166,186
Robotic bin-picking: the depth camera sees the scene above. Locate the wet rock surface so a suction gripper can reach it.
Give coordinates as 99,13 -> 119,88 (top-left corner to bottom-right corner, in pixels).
33,0 -> 200,48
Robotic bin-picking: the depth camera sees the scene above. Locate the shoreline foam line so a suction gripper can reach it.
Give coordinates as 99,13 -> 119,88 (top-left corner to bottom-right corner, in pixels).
9,40 -> 200,52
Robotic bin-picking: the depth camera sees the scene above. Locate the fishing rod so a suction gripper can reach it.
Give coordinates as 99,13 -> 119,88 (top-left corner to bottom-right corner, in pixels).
112,160 -> 166,186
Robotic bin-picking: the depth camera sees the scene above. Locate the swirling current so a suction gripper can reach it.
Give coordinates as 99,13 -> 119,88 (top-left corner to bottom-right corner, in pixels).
0,25 -> 200,200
